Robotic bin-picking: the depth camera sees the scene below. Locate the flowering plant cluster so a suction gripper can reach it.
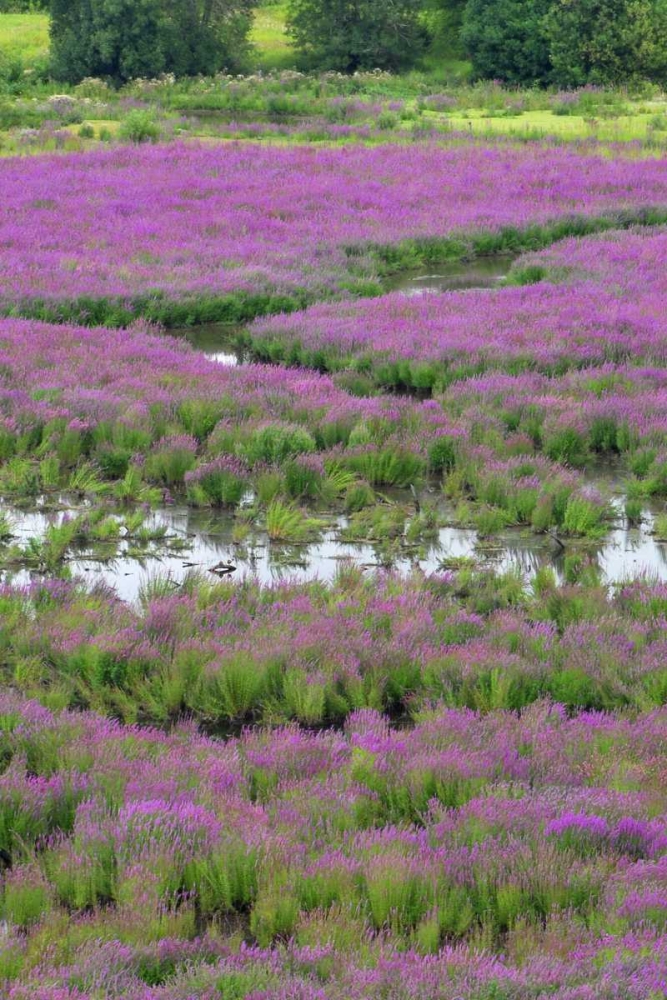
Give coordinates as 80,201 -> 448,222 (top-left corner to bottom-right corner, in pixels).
250,227 -> 667,509
0,317 -> 458,500
2,569 -> 667,725
3,135 -> 667,998
0,315 -> 611,534
1,683 -> 666,998
250,226 -> 667,390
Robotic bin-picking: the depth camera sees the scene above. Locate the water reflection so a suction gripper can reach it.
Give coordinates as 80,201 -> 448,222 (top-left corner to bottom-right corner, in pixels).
385,256 -> 515,296
168,323 -> 245,366
118,260 -> 667,603
3,499 -> 667,603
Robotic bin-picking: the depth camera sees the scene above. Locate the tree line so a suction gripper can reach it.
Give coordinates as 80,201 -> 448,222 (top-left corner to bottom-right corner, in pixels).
7,0 -> 667,87
291,0 -> 667,85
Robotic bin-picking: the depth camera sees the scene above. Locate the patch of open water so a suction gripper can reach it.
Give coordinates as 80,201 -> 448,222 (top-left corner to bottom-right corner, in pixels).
170,322 -> 246,365
385,256 -> 514,296
2,496 -> 666,603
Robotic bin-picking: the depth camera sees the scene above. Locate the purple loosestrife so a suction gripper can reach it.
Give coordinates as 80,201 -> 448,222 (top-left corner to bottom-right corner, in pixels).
0,317 -> 458,494
5,571 -> 667,723
250,227 -> 667,498
0,692 -> 666,997
2,142 -> 667,318
251,227 -> 667,392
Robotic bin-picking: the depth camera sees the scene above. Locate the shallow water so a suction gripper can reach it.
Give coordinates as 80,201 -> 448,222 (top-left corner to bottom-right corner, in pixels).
385,256 -> 515,296
3,497 -> 667,602
168,323 -> 245,366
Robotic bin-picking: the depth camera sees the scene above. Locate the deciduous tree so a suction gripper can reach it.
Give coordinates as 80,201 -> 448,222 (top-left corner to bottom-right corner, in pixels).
286,0 -> 428,72
461,0 -> 551,84
545,0 -> 667,87
50,0 -> 256,84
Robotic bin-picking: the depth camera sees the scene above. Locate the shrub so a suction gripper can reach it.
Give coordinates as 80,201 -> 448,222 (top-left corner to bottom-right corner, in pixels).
118,111 -> 162,145
376,111 -> 398,130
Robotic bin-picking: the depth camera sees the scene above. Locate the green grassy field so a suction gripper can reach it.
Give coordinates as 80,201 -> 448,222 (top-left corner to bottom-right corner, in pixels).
445,106 -> 667,142
250,3 -> 294,70
0,12 -> 49,66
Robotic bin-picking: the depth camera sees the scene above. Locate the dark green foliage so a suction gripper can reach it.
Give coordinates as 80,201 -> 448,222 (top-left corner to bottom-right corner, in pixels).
424,0 -> 468,59
50,0 -> 257,85
459,0 -> 667,86
461,0 -> 552,84
286,0 -> 428,72
544,0 -> 667,87
0,1 -> 48,9
50,0 -> 167,83
159,0 -> 257,78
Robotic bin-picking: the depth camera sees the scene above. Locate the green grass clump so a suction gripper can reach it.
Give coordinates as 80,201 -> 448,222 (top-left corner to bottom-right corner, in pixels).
562,494 -> 609,538
342,448 -> 425,488
1,866 -> 51,928
265,499 -> 324,542
653,512 -> 667,540
473,505 -> 515,537
243,423 -> 316,465
185,461 -> 249,507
